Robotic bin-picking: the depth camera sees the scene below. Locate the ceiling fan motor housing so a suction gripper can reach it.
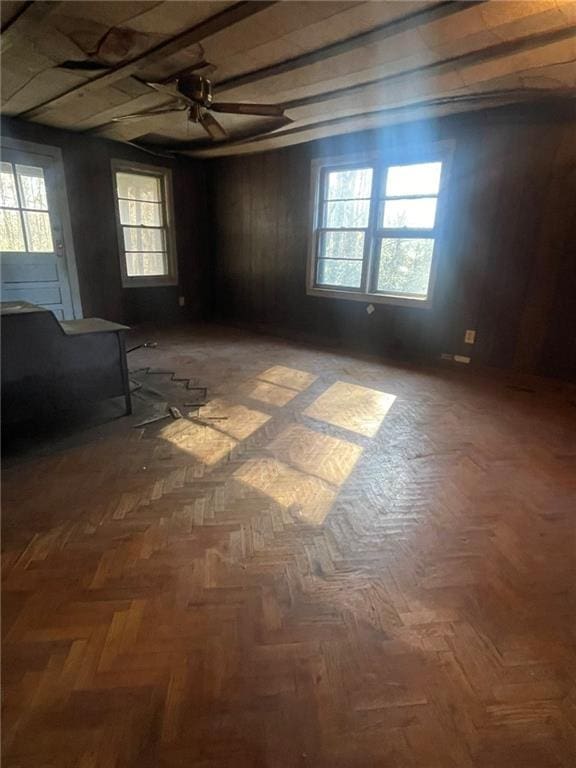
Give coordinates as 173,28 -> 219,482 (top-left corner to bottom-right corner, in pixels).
178,75 -> 213,107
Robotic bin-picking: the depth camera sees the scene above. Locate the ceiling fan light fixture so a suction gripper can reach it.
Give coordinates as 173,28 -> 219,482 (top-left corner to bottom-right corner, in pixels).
178,75 -> 213,107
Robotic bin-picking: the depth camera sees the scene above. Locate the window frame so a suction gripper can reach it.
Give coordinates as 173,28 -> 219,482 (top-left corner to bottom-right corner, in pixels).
111,159 -> 178,288
314,161 -> 374,292
307,142 -> 453,308
0,161 -> 54,254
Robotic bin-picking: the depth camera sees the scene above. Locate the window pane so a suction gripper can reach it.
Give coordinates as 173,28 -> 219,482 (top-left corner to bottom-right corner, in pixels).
320,230 -> 365,260
382,198 -> 437,228
326,168 -> 372,200
16,165 -> 49,210
116,172 -> 161,202
318,259 -> 362,288
0,162 -> 19,208
0,209 -> 25,250
119,199 -> 162,226
126,251 -> 168,277
123,226 -> 164,252
385,162 -> 442,197
325,200 -> 370,228
23,211 -> 53,251
376,238 -> 434,296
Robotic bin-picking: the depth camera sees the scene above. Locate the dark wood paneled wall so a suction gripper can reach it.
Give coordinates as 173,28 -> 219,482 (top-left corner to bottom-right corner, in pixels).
1,117 -> 209,325
209,103 -> 576,381
3,104 -> 574,381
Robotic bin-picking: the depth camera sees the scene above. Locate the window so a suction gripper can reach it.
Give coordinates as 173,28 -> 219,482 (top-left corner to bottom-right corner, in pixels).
0,162 -> 54,252
308,149 -> 449,306
111,161 -> 177,287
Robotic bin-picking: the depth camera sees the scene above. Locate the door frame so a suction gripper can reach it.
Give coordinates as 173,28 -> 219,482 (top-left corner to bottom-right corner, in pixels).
1,136 -> 83,318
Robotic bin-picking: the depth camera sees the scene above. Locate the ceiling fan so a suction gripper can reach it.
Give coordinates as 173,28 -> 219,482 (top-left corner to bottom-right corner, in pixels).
112,73 -> 289,141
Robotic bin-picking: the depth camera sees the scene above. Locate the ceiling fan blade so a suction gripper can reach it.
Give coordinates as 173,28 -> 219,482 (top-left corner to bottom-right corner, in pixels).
199,111 -> 227,141
211,102 -> 285,117
144,81 -> 195,106
150,115 -> 294,152
268,115 -> 294,130
112,107 -> 188,122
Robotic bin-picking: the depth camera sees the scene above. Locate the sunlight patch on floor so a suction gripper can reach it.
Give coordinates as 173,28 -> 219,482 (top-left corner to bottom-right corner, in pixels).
234,457 -> 336,525
267,424 -> 362,486
304,381 -> 396,437
237,378 -> 300,406
238,365 -> 318,407
199,399 -> 270,440
160,419 -> 237,466
257,365 -> 317,392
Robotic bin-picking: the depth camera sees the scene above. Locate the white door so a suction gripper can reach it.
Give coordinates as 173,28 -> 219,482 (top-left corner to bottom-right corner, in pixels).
0,147 -> 75,319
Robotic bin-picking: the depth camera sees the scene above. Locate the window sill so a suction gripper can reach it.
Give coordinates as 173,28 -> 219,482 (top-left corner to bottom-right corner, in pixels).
306,285 -> 432,309
122,277 -> 178,289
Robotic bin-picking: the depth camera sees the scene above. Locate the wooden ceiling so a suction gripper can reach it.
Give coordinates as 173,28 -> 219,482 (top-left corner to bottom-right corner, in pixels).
1,1 -> 575,158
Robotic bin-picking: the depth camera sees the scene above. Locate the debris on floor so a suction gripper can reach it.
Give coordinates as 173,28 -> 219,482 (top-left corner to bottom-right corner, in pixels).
127,340 -> 158,354
129,362 -> 209,429
134,411 -> 171,428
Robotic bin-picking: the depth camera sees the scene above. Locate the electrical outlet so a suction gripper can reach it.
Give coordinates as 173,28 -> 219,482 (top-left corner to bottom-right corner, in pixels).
464,329 -> 476,344
454,354 -> 471,364
178,296 -> 185,307
366,304 -> 375,315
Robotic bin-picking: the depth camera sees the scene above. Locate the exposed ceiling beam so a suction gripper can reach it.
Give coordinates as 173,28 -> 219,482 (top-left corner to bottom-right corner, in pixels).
34,2 -> 465,139
214,0 -> 483,95
0,1 -> 29,33
136,22 -> 574,151
281,23 -> 576,111
0,1 -> 62,52
185,90 -> 576,158
271,89 -> 576,142
18,1 -> 277,120
102,17 -> 576,150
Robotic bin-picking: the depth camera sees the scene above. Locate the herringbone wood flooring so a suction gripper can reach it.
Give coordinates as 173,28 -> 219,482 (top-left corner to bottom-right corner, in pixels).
2,326 -> 576,768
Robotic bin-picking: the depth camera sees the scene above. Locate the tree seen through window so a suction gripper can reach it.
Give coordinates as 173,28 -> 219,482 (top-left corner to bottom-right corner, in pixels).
314,160 -> 442,300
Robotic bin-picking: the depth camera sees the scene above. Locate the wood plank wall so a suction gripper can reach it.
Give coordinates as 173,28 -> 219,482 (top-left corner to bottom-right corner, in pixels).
209,102 -> 576,381
1,117 -> 210,325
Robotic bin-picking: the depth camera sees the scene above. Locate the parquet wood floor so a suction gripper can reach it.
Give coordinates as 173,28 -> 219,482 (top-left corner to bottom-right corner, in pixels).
2,326 -> 576,768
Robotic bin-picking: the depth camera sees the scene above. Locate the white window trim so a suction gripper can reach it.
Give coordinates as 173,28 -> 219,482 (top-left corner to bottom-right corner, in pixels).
306,141 -> 454,309
111,159 -> 178,288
